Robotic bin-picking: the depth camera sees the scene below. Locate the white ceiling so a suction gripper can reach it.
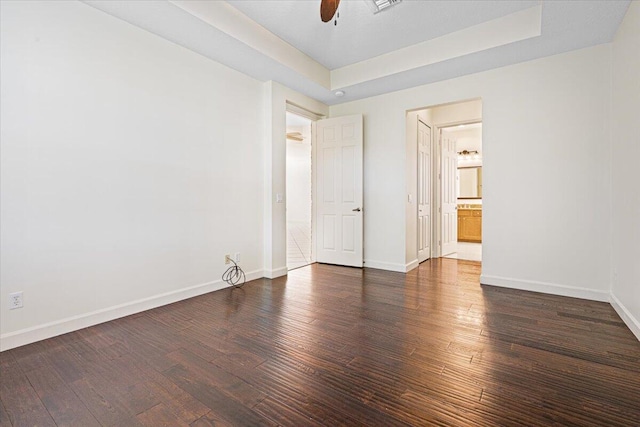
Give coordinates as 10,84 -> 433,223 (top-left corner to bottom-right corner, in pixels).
84,0 -> 630,105
227,0 -> 540,70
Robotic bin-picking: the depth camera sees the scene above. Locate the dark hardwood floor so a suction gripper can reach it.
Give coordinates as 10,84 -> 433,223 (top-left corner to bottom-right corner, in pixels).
1,259 -> 639,426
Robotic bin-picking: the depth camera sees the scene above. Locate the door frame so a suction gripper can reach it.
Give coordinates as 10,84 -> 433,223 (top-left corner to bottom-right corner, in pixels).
286,103 -> 323,266
264,82 -> 329,279
433,119 -> 482,258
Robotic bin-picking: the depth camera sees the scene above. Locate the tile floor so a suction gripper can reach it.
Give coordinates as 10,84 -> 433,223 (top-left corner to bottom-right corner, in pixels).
287,220 -> 312,270
443,242 -> 482,262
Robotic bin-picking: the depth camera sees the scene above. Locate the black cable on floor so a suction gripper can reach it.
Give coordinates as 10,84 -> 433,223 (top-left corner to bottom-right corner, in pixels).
222,258 -> 246,288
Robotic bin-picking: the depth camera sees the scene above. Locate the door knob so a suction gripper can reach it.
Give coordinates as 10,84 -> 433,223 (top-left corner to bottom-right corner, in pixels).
352,207 -> 361,212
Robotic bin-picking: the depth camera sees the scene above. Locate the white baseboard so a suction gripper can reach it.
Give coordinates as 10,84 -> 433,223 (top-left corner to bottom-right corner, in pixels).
7,268 -> 634,352
610,293 -> 640,342
264,266 -> 288,279
363,259 -> 407,273
0,269 -> 263,352
405,259 -> 420,272
480,274 -> 610,302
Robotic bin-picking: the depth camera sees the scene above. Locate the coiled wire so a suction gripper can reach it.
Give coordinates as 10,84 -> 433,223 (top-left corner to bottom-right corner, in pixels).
222,258 -> 246,288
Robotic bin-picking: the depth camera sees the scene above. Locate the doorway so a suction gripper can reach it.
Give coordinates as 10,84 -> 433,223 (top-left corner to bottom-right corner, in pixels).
286,112 -> 313,270
441,122 -> 483,262
406,99 -> 483,266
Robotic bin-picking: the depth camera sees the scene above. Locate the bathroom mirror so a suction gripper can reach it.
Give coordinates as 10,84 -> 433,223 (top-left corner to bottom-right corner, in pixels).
458,166 -> 482,199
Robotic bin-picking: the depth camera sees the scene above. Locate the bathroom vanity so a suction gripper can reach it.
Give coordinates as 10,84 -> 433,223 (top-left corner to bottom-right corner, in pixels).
457,205 -> 482,243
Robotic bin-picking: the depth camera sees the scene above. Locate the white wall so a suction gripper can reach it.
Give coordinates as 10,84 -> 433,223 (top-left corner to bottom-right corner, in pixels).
431,101 -> 483,127
3,1 -> 635,350
0,1 -> 265,350
611,1 -> 640,340
331,44 -> 612,301
286,125 -> 312,224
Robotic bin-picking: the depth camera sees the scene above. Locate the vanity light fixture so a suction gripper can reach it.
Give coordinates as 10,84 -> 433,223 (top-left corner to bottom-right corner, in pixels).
458,150 -> 481,161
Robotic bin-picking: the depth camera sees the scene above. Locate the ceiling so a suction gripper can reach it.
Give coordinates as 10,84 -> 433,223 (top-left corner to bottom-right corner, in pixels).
84,0 -> 630,106
227,0 -> 539,70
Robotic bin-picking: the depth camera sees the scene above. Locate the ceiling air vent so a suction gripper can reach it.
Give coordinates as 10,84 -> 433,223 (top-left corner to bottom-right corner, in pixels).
367,0 -> 402,14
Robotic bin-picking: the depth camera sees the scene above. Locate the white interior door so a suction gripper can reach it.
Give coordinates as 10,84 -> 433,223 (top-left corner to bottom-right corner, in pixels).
417,120 -> 431,263
316,114 -> 363,267
441,134 -> 458,256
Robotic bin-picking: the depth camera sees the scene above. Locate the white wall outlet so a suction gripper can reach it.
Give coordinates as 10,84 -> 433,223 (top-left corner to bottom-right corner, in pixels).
225,254 -> 231,264
234,252 -> 241,262
9,291 -> 23,310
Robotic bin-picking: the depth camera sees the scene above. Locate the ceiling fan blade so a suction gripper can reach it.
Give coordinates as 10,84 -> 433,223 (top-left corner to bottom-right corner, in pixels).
320,0 -> 340,23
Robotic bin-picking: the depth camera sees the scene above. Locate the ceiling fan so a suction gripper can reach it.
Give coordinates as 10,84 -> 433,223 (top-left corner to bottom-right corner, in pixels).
320,0 -> 340,23
320,0 -> 403,23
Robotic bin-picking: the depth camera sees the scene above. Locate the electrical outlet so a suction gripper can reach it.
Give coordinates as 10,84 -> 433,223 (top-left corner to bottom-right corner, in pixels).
225,254 -> 231,264
9,292 -> 23,310
234,252 -> 241,263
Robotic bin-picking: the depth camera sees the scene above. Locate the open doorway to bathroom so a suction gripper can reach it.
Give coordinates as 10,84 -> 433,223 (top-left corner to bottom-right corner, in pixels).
286,112 -> 313,270
441,122 -> 482,262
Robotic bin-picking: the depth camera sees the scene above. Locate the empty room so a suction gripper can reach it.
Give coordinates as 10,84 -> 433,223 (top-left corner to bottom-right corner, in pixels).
1,1 -> 639,426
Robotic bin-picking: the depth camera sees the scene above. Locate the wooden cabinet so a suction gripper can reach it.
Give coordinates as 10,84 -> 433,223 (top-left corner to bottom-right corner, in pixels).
458,208 -> 482,243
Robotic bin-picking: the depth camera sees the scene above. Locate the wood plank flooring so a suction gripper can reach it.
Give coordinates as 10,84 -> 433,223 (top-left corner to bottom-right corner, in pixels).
1,259 -> 639,426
